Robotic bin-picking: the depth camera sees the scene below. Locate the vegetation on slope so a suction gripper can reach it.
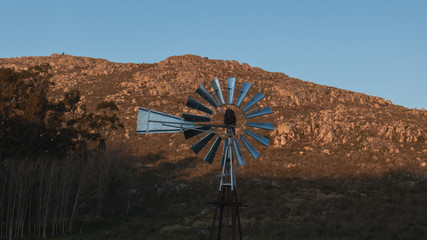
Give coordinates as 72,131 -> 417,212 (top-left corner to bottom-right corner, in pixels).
0,66 -> 125,239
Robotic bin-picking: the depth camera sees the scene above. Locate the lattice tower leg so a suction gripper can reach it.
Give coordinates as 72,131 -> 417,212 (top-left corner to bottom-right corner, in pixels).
209,186 -> 242,240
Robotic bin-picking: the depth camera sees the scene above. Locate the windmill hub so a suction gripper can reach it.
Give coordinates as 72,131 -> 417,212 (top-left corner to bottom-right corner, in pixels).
224,109 -> 237,126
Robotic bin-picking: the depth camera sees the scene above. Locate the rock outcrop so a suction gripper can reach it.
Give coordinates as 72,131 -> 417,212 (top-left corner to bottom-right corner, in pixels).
1,54 -> 425,177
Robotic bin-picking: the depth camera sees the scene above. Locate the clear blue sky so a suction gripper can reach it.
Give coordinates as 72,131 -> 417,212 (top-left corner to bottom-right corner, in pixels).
1,0 -> 426,109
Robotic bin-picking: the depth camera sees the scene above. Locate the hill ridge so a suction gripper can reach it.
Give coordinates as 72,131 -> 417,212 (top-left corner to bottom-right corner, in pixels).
1,54 -> 425,178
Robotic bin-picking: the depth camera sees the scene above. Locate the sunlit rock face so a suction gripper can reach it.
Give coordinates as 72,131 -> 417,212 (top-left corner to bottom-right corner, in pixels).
1,54 -> 426,178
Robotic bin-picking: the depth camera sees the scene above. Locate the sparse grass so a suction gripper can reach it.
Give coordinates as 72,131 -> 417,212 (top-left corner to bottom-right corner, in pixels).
25,169 -> 427,240
4,143 -> 425,240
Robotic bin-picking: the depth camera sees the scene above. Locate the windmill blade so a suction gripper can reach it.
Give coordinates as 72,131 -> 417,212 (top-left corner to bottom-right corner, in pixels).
191,132 -> 216,154
220,138 -> 229,167
183,125 -> 212,139
235,82 -> 252,107
204,137 -> 222,164
137,107 -> 194,133
182,113 -> 211,122
242,92 -> 265,112
246,122 -> 274,130
196,84 -> 219,109
240,135 -> 260,160
244,129 -> 270,146
232,138 -> 246,167
210,78 -> 225,106
227,77 -> 236,105
186,97 -> 213,115
245,107 -> 273,119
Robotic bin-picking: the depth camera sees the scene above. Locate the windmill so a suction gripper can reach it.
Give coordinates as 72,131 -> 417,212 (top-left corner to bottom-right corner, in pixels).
136,77 -> 274,239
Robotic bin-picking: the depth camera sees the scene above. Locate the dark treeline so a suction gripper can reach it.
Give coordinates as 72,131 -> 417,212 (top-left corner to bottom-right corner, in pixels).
0,64 -> 123,160
0,66 -> 129,239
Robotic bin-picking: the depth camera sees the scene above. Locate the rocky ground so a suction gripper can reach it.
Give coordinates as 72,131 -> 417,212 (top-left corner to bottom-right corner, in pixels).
1,54 -> 425,178
1,54 -> 426,239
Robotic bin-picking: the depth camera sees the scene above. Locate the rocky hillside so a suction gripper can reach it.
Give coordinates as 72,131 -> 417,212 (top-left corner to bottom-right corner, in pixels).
1,54 -> 426,178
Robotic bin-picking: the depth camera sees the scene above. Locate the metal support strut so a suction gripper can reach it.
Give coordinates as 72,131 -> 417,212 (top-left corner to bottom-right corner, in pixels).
209,128 -> 243,240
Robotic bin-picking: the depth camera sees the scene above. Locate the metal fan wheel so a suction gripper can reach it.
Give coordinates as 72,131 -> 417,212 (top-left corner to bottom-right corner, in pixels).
136,77 -> 274,167
183,77 -> 274,167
